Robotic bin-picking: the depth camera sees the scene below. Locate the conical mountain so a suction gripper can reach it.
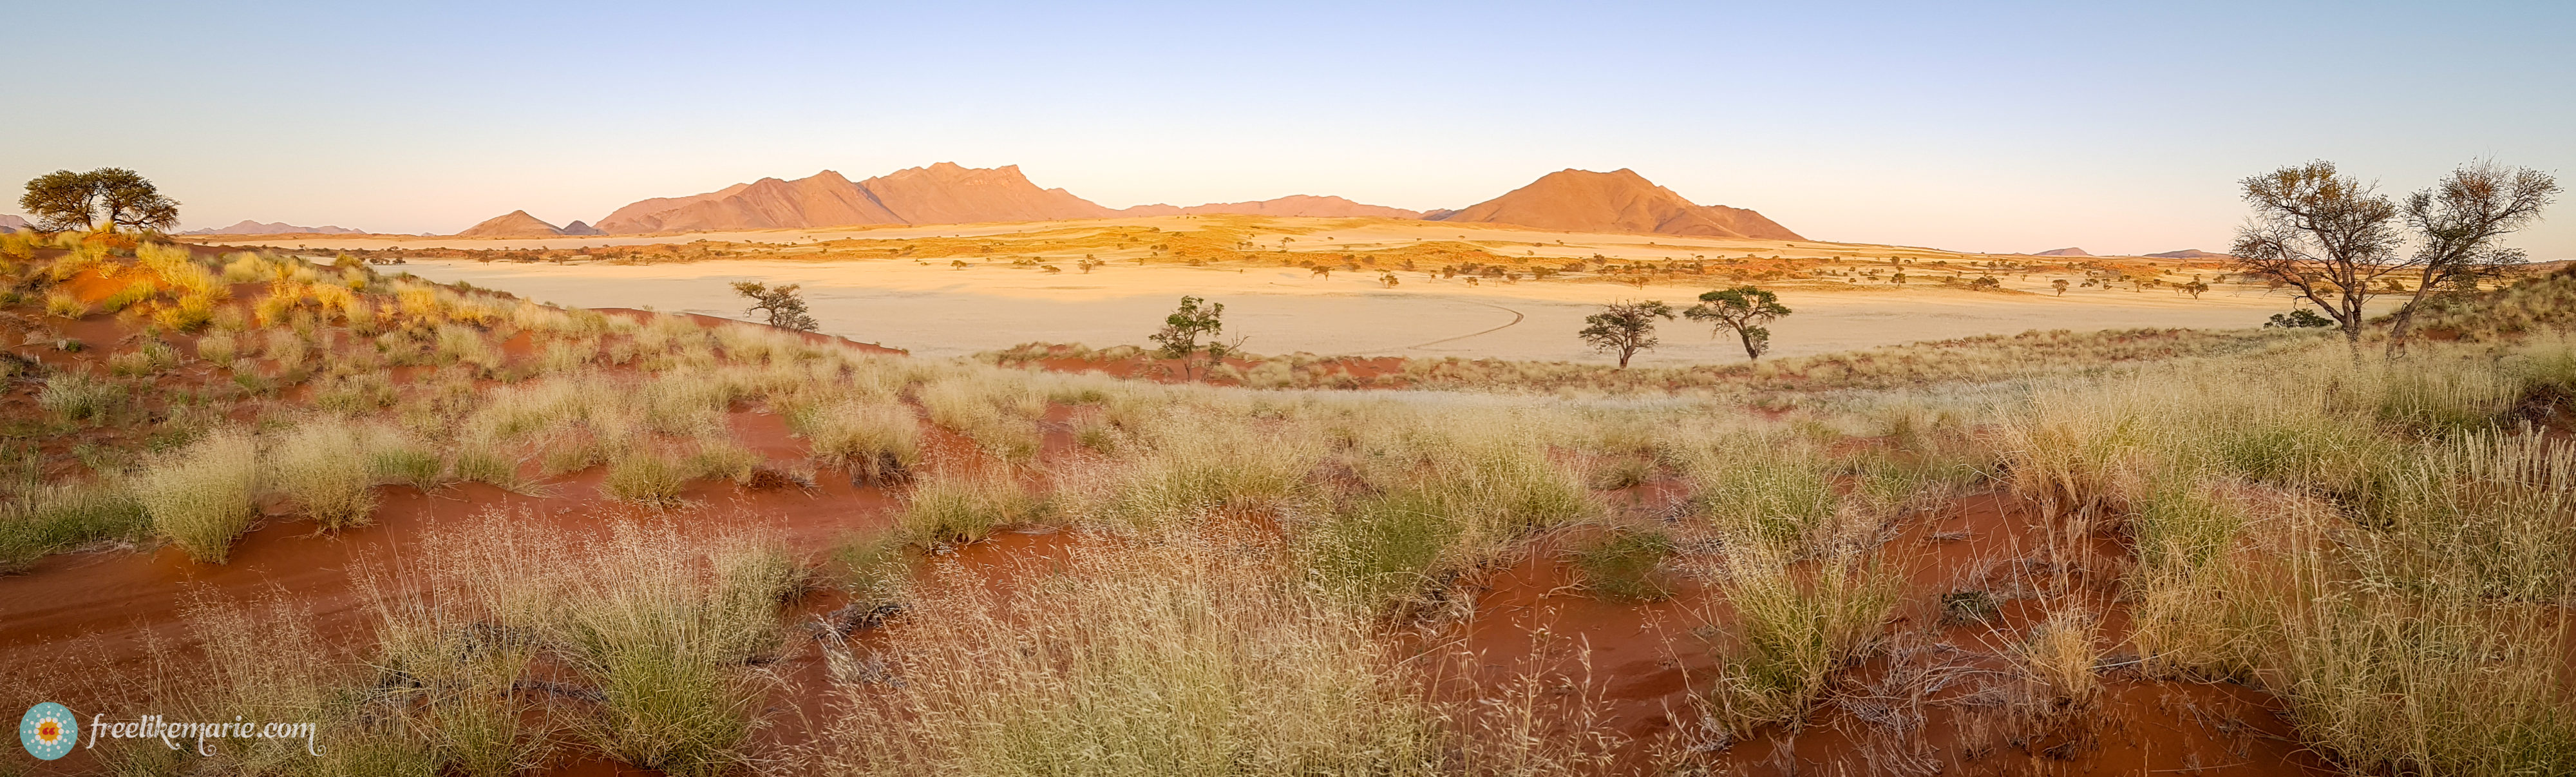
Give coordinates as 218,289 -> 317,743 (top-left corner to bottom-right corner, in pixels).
1428,168 -> 1802,240
457,210 -> 565,238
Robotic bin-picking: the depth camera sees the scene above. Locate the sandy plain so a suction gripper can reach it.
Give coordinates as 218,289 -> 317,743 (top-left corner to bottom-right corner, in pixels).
210,215 -> 2306,364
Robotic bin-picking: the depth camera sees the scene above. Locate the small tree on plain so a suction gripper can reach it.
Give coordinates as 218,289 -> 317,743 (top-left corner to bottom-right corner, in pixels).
1150,296 -> 1229,380
1578,300 -> 1674,369
731,281 -> 819,331
2052,278 -> 2069,296
1684,285 -> 1792,360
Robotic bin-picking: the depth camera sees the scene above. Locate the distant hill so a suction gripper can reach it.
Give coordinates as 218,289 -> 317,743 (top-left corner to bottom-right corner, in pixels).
2146,249 -> 2228,260
587,162 -> 1803,240
2032,247 -> 2092,256
0,215 -> 27,233
600,164 -> 1434,234
560,220 -> 605,236
1425,168 -> 1804,240
1117,195 -> 1423,219
597,164 -> 1118,234
457,210 -> 565,238
180,220 -> 365,236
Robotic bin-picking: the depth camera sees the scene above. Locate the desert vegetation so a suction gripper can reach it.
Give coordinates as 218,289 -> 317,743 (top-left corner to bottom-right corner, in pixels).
4,220 -> 2573,776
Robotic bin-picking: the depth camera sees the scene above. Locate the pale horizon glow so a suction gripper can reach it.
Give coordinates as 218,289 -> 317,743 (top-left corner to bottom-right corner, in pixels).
3,1 -> 2569,258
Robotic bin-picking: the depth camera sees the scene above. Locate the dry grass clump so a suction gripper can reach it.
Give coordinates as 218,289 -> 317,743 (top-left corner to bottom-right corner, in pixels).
2271,572 -> 2576,776
36,369 -> 126,423
1304,421 -> 1595,608
920,375 -> 1047,461
370,515 -> 799,776
0,483 -> 147,572
133,428 -> 261,563
791,398 -> 920,482
824,534 -> 1440,776
265,417 -> 381,528
1668,429 -> 1842,553
1700,549 -> 1899,736
559,528 -> 798,775
1077,410 -> 1323,531
2349,432 -> 2576,602
2015,606 -> 2104,718
896,470 -> 1052,544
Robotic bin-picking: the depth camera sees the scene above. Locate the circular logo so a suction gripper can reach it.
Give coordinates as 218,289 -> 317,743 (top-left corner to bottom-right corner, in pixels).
19,702 -> 77,760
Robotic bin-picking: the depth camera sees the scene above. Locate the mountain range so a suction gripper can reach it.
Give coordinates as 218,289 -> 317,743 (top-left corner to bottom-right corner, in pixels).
180,220 -> 365,236
473,163 -> 1803,241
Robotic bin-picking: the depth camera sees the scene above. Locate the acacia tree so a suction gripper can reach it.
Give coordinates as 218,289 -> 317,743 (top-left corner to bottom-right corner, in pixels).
1578,300 -> 1674,369
1150,296 -> 1229,379
21,168 -> 180,232
2382,162 -> 2558,353
2229,160 -> 2555,353
731,281 -> 819,331
1684,285 -> 1792,360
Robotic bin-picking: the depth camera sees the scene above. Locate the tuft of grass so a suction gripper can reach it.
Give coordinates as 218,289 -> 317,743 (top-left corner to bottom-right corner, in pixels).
2017,606 -> 2104,718
37,371 -> 126,423
43,289 -> 89,318
823,535 -> 1437,776
1569,528 -> 1674,601
560,529 -> 795,776
0,483 -> 149,572
1671,432 -> 1840,554
133,428 -> 261,563
1703,551 -> 1899,736
792,398 -> 920,480
603,450 -> 689,506
896,472 -> 1050,544
265,419 -> 381,529
194,329 -> 240,363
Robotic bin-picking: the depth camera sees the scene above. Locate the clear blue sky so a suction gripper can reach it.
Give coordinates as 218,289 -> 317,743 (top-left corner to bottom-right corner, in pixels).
4,1 -> 2568,256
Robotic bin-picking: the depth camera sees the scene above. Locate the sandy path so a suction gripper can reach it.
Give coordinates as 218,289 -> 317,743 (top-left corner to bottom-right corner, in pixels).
392,258 -> 2310,365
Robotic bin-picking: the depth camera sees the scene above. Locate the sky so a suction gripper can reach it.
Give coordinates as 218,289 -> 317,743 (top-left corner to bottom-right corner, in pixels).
3,1 -> 2569,257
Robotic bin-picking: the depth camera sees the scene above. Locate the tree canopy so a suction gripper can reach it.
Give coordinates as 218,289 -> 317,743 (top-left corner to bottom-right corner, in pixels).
1578,300 -> 1674,369
2229,159 -> 2555,353
1683,285 -> 1791,360
730,281 -> 819,331
1150,296 -> 1231,379
20,168 -> 179,232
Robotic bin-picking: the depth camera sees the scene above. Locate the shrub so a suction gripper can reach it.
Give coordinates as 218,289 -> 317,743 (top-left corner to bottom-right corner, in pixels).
135,428 -> 261,563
